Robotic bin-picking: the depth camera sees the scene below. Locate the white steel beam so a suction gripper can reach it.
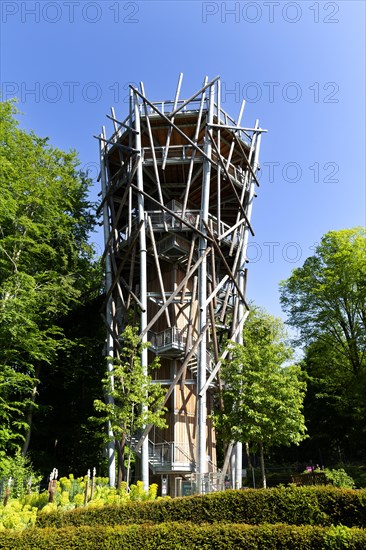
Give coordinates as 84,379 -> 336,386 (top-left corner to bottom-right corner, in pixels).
99,132 -> 116,488
197,82 -> 215,488
134,92 -> 149,492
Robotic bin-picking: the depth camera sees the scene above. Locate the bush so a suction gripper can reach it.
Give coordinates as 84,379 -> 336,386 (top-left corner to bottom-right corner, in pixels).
36,486 -> 366,529
301,468 -> 355,489
0,500 -> 37,531
323,469 -> 355,489
0,452 -> 41,499
0,478 -> 160,531
0,522 -> 365,549
3,475 -> 159,516
22,491 -> 48,510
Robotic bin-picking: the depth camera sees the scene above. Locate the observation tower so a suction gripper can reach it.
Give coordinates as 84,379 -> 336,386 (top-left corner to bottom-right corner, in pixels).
98,75 -> 265,496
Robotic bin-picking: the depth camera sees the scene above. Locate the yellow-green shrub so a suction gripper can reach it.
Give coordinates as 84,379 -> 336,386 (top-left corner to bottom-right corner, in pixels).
22,491 -> 48,510
0,501 -> 37,531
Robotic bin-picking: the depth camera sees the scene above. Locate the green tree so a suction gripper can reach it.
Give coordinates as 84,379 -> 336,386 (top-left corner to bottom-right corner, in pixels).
298,335 -> 366,464
0,100 -> 99,462
217,307 -> 307,487
280,227 -> 366,374
280,228 -> 366,462
0,367 -> 34,459
93,326 -> 167,488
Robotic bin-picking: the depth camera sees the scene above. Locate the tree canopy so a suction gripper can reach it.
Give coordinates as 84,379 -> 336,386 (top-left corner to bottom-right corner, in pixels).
93,326 -> 167,487
216,307 -> 307,486
0,100 -> 99,464
299,336 -> 366,464
280,227 -> 366,464
280,227 -> 366,374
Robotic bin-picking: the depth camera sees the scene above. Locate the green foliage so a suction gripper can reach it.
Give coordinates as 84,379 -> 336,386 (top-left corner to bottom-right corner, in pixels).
35,475 -> 157,510
0,366 -> 35,457
0,500 -> 37,531
35,486 -> 366,529
92,326 -> 167,482
280,227 -> 366,463
0,100 -> 99,459
323,524 -> 359,549
343,466 -> 366,489
28,298 -> 107,476
3,486 -> 365,547
93,326 -> 167,441
0,452 -> 41,499
280,227 -> 366,372
323,469 -> 355,489
300,467 -> 355,490
0,474 -> 159,532
1,522 -> 366,550
216,307 -> 307,463
299,336 -> 365,462
23,491 -> 49,511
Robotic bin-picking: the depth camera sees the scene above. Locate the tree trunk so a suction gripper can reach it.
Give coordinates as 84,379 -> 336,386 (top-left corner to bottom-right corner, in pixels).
221,441 -> 234,480
245,442 -> 252,468
259,442 -> 267,489
217,371 -> 225,412
22,365 -> 41,456
116,437 -> 126,489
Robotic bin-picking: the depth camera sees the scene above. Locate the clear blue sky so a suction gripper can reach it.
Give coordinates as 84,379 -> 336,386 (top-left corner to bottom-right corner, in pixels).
1,0 -> 365,320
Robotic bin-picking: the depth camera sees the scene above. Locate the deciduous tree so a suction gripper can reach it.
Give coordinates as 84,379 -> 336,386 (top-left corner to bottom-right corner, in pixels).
280,228 -> 366,462
92,326 -> 167,488
280,227 -> 366,374
217,307 -> 307,487
0,100 -> 98,461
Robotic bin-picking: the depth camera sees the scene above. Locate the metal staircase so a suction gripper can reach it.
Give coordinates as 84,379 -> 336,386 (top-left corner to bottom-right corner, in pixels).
148,327 -> 214,377
128,432 -> 195,474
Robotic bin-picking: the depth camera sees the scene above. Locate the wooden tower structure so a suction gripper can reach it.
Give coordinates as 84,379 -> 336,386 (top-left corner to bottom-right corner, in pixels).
98,75 -> 265,495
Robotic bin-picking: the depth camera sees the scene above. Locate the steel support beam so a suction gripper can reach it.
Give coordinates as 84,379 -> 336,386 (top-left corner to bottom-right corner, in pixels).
99,133 -> 116,488
197,82 -> 215,488
134,93 -> 149,491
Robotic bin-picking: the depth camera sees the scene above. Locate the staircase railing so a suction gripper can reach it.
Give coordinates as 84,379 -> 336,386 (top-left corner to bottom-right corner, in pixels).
148,327 -> 187,354
129,432 -> 196,471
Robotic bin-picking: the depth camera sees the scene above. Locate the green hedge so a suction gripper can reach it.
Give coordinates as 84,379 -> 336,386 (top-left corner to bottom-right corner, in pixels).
1,522 -> 366,550
36,486 -> 366,529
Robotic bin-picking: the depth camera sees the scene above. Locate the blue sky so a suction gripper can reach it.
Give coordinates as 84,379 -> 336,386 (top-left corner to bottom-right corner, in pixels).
1,0 -> 365,320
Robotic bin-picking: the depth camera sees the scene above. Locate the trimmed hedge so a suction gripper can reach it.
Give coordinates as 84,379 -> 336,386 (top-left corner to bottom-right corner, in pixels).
36,486 -> 366,529
1,522 -> 366,550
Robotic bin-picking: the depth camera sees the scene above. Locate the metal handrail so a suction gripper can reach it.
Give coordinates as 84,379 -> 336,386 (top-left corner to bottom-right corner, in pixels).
148,328 -> 215,377
148,327 -> 187,352
116,209 -> 241,251
141,143 -> 204,163
103,93 -> 254,154
146,209 -> 199,232
140,143 -> 247,188
148,440 -> 195,466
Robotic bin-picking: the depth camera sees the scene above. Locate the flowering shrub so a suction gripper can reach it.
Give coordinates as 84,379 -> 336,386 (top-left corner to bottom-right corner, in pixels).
0,500 -> 37,531
0,474 -> 159,530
